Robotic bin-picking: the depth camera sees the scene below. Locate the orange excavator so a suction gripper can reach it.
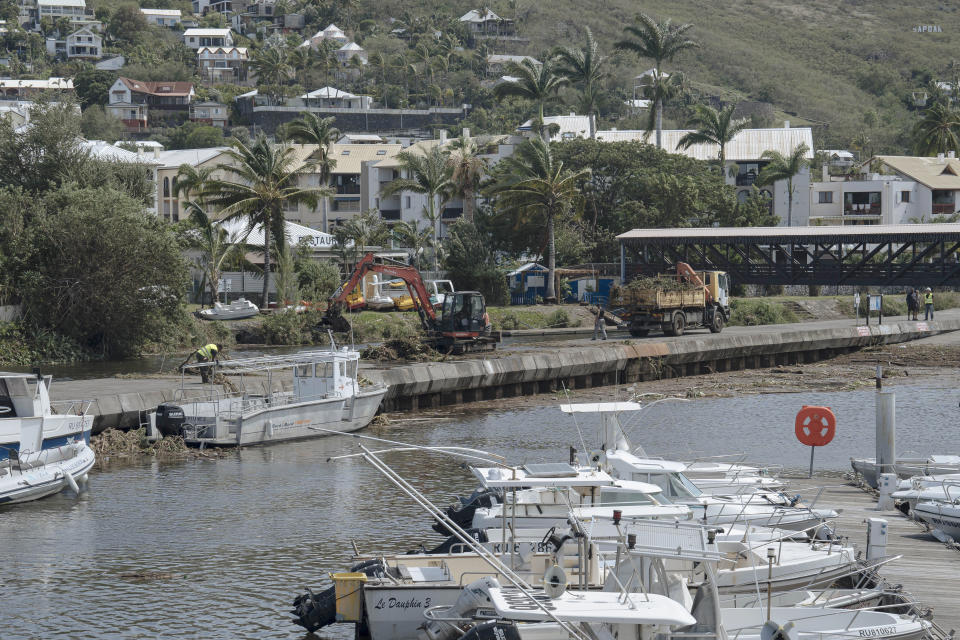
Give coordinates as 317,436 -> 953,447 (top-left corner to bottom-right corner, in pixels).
320,252 -> 499,354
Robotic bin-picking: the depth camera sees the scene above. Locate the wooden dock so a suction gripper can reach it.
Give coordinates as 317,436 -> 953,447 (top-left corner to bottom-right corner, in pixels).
799,476 -> 960,634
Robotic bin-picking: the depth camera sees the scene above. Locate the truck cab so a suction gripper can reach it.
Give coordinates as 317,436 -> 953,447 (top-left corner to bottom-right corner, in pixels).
700,270 -> 730,311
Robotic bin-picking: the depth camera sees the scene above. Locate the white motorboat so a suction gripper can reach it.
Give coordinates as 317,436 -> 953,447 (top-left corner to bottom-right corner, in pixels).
366,277 -> 397,311
197,298 -> 260,320
1,372 -> 93,460
891,476 -> 960,513
851,454 -> 960,488
147,347 -> 387,446
0,441 -> 95,504
912,499 -> 960,540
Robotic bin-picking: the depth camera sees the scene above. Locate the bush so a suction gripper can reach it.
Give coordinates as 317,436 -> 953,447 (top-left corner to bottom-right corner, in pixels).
728,299 -> 798,326
546,309 -> 572,328
0,321 -> 91,365
497,312 -> 522,330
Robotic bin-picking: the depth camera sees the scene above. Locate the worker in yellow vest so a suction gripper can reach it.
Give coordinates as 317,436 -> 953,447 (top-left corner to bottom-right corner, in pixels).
923,288 -> 934,321
180,343 -> 221,382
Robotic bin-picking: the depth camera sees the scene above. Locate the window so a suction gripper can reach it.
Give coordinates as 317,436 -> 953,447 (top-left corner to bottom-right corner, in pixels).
404,196 -> 411,208
163,177 -> 170,197
376,149 -> 386,155
901,190 -> 910,203
817,191 -> 833,204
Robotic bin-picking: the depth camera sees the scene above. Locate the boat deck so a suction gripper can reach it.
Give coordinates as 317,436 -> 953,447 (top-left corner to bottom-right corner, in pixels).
803,476 -> 959,634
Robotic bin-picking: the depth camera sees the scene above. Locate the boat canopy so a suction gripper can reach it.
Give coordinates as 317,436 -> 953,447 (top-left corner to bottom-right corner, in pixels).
472,464 -> 617,488
487,587 -> 697,626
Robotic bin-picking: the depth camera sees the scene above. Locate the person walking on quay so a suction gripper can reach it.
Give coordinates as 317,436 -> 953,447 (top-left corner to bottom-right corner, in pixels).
923,288 -> 935,320
180,343 -> 221,383
592,304 -> 608,341
906,288 -> 919,321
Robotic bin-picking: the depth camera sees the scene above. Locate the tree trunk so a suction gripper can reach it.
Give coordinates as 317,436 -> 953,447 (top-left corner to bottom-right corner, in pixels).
262,222 -> 272,308
207,272 -> 219,308
321,196 -> 328,232
655,98 -> 663,149
787,179 -> 793,227
589,111 -> 596,139
464,185 -> 475,223
431,194 -> 440,271
545,213 -> 556,302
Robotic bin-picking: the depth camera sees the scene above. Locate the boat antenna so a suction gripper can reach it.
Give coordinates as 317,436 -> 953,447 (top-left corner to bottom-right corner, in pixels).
358,445 -> 591,640
621,396 -> 691,446
327,329 -> 337,352
560,381 -> 589,460
308,426 -> 508,465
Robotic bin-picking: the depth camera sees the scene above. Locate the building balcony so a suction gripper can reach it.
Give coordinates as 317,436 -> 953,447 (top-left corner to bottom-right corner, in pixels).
844,205 -> 880,216
336,184 -> 361,195
932,203 -> 956,215
379,209 -> 401,220
735,173 -> 758,187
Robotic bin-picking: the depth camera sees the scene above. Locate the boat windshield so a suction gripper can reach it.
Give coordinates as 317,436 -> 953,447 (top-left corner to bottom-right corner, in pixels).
635,472 -> 702,498
598,488 -> 656,506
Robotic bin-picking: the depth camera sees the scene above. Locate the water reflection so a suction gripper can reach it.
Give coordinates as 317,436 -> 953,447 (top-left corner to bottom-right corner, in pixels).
0,385 -> 955,639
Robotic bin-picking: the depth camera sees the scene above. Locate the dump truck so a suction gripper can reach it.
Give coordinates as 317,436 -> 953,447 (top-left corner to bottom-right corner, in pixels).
611,263 -> 730,337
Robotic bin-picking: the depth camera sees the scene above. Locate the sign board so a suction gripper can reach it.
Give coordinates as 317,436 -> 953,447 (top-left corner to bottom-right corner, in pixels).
857,326 -> 871,336
854,292 -> 861,309
869,295 -> 882,311
224,278 -> 232,292
526,275 -> 545,288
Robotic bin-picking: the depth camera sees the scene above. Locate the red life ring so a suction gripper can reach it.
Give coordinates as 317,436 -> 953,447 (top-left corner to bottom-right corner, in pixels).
795,406 -> 836,447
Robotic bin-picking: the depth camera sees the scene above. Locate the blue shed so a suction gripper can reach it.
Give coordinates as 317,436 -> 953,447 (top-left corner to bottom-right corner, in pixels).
507,262 -> 548,305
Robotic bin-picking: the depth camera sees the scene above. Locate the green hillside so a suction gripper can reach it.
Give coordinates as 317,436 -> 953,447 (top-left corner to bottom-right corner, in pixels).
375,0 -> 960,152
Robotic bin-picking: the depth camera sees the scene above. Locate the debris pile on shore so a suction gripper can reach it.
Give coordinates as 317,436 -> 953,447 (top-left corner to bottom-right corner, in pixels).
92,427 -> 230,459
361,336 -> 439,362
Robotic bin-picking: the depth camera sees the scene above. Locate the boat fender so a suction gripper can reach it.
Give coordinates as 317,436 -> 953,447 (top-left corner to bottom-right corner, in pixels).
64,470 -> 80,495
761,620 -> 797,640
543,564 -> 567,598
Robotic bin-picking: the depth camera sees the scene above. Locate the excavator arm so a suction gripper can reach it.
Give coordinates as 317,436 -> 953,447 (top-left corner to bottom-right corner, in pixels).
323,252 -> 438,333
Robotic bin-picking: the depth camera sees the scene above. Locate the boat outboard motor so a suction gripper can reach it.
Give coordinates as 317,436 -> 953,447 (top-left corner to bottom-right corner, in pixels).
419,577 -> 499,640
154,403 -> 187,437
458,620 -> 523,640
291,559 -> 401,632
433,489 -> 501,535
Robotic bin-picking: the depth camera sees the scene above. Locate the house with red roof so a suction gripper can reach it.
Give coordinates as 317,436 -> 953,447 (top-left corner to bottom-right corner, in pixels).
106,76 -> 195,131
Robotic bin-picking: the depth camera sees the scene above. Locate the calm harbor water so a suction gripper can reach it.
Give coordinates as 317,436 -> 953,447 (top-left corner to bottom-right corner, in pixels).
1,384 -> 957,639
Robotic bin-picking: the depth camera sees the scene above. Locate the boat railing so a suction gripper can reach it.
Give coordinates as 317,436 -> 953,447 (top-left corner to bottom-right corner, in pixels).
217,389 -> 347,421
49,399 -> 94,417
0,439 -> 85,477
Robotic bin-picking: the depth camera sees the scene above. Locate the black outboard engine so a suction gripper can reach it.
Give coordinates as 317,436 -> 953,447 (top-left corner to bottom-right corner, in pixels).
433,489 -> 501,535
459,620 -> 523,640
154,403 -> 186,437
291,559 -> 401,633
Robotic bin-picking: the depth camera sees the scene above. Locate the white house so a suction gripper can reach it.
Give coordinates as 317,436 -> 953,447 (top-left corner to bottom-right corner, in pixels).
809,153 -> 960,225
299,23 -> 348,48
65,27 -> 100,59
182,27 -> 233,49
299,86 -> 371,109
486,54 -> 538,76
140,8 -> 181,27
335,41 -> 366,65
459,8 -> 514,36
818,149 -> 856,169
36,0 -> 87,20
197,46 -> 248,83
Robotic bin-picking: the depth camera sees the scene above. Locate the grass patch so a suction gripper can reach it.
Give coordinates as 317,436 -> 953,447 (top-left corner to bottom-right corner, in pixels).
728,299 -> 799,326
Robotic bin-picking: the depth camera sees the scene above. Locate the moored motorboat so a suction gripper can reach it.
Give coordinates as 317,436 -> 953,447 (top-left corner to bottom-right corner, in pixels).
851,455 -> 960,488
197,298 -> 260,320
0,441 -> 95,504
147,346 -> 387,447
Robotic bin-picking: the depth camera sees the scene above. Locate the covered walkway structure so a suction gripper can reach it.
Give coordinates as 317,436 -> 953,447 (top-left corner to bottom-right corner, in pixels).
617,224 -> 960,286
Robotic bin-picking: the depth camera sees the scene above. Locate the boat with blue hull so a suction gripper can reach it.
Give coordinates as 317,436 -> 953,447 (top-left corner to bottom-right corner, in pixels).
0,372 -> 95,504
0,372 -> 93,460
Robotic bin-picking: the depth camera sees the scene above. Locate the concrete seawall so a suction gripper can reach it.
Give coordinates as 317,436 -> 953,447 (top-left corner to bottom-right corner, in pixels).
369,318 -> 960,412
68,316 -> 960,432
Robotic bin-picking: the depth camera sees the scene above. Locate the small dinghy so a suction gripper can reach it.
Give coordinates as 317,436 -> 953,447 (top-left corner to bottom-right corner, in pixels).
0,441 -> 95,504
198,298 -> 260,320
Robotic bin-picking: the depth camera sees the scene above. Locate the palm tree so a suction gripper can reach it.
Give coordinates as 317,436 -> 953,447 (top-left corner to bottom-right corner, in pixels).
184,201 -> 251,307
312,39 -> 337,87
447,134 -> 489,223
341,209 -> 391,264
913,102 -> 960,156
380,145 -> 454,270
677,104 -> 749,176
250,45 -> 293,103
615,13 -> 698,148
202,135 -> 332,306
494,58 -> 568,142
174,164 -> 215,204
757,142 -> 810,227
553,27 -> 607,138
391,220 -> 433,269
288,45 -> 312,85
287,112 -> 340,232
492,138 -> 590,301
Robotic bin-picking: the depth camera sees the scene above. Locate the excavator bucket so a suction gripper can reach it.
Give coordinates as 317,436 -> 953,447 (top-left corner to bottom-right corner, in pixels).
317,301 -> 352,334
